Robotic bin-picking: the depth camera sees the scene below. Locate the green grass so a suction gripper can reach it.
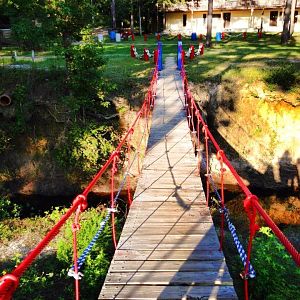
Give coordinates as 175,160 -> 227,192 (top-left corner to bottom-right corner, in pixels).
184,32 -> 300,83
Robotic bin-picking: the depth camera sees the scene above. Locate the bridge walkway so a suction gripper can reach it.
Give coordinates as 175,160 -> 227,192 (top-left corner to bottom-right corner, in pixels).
99,57 -> 238,299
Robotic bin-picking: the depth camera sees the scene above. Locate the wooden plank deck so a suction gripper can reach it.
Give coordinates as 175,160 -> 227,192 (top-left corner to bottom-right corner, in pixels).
99,57 -> 238,299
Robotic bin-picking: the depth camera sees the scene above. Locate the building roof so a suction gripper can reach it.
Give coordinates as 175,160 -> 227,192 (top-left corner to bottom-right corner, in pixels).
165,0 -> 300,12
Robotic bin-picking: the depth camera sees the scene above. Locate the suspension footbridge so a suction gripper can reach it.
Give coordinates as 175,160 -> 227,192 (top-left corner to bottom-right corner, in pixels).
99,57 -> 237,299
0,53 -> 299,300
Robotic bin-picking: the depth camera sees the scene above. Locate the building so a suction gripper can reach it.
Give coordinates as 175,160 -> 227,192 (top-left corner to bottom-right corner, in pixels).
165,0 -> 300,34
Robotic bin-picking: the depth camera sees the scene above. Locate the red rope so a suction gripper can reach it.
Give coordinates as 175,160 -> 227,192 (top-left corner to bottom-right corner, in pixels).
0,274 -> 19,300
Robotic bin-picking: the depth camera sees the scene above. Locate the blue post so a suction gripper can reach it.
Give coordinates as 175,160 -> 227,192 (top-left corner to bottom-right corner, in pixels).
157,41 -> 163,71
216,32 -> 221,42
177,41 -> 182,70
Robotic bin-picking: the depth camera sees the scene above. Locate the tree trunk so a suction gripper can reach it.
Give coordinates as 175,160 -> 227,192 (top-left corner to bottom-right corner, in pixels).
260,8 -> 264,31
138,1 -> 142,36
111,0 -> 116,29
206,0 -> 213,48
289,0 -> 297,36
191,0 -> 194,32
131,0 -> 134,33
281,0 -> 292,44
163,3 -> 166,30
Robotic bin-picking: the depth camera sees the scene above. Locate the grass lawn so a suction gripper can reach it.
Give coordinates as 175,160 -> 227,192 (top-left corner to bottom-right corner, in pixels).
183,32 -> 300,83
1,32 -> 299,84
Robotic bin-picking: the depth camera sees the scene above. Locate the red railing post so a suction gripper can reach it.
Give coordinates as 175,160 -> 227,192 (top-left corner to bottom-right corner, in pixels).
217,150 -> 226,251
72,205 -> 82,300
195,110 -> 201,176
202,125 -> 210,206
110,152 -> 119,250
242,195 -> 260,300
126,128 -> 134,208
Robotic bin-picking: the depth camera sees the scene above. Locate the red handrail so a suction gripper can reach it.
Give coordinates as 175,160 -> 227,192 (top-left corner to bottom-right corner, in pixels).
180,64 -> 300,266
0,63 -> 158,300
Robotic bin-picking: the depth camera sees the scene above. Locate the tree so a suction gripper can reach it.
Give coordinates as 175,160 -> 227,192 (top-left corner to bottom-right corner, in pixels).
281,0 -> 292,44
206,0 -> 213,47
5,0 -> 53,49
46,0 -> 95,49
289,0 -> 297,36
111,0 -> 116,29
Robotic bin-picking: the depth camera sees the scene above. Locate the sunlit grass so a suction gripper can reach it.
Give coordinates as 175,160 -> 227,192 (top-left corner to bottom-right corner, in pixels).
184,33 -> 300,83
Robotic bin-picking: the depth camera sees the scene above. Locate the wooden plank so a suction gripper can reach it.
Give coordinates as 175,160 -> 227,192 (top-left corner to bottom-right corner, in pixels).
118,235 -> 219,250
127,203 -> 208,213
133,189 -> 204,202
99,285 -> 238,299
113,250 -> 225,261
121,223 -> 214,236
104,271 -> 234,286
109,260 -> 229,273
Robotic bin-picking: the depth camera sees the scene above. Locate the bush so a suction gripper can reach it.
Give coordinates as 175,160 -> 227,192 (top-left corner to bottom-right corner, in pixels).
12,84 -> 32,133
56,122 -> 118,176
0,129 -> 11,154
64,37 -> 108,115
265,64 -> 297,91
251,227 -> 300,300
0,195 -> 21,220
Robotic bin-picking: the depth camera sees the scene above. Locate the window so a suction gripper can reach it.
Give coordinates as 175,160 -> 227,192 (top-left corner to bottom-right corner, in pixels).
183,14 -> 187,27
212,14 -> 221,18
270,11 -> 278,26
203,13 -> 206,24
295,11 -> 299,23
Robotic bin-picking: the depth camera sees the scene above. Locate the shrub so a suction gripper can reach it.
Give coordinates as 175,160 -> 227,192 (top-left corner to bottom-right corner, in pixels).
265,64 -> 296,91
56,122 -> 118,176
251,227 -> 300,300
0,129 -> 11,154
64,37 -> 108,115
0,195 -> 21,220
12,84 -> 32,133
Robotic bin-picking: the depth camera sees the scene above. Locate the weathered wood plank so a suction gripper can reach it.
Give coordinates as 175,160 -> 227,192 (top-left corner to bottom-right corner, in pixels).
117,235 -> 220,251
112,249 -> 225,261
99,285 -> 238,299
109,260 -> 229,273
121,223 -> 214,236
104,271 -> 234,286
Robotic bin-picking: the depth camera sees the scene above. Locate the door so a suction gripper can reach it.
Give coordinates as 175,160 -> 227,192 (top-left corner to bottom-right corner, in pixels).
223,12 -> 231,28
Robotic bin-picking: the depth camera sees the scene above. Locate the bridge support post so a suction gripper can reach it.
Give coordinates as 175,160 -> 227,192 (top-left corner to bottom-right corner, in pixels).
177,41 -> 182,70
157,41 -> 163,71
